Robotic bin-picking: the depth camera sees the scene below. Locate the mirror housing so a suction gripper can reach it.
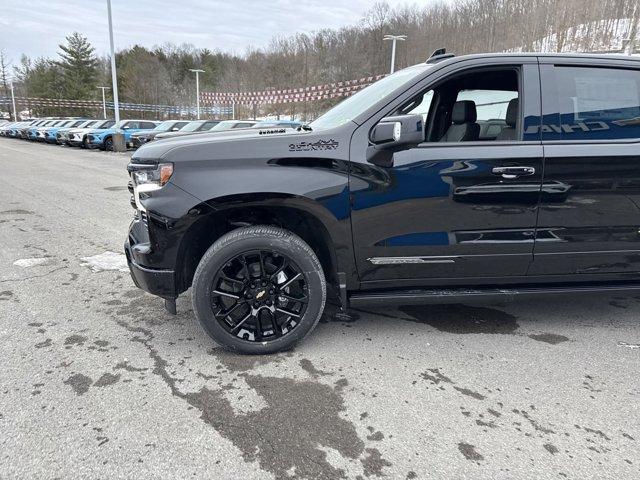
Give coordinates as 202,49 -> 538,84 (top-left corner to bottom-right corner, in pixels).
367,114 -> 424,167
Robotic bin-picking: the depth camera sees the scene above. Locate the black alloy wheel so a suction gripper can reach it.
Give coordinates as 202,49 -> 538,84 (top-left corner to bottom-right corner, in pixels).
192,226 -> 326,354
210,250 -> 308,342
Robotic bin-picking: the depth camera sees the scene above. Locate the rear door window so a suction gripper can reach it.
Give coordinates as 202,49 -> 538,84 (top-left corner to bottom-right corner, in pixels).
542,66 -> 640,141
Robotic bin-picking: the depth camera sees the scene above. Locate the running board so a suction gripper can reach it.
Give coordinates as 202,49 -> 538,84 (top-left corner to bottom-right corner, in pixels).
348,283 -> 640,307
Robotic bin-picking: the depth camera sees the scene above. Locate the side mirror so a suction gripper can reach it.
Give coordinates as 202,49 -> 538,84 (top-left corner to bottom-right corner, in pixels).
367,114 -> 424,167
172,127 -> 180,131
122,125 -> 130,130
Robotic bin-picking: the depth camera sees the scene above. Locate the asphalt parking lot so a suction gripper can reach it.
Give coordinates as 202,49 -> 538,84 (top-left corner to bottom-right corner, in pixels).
1,137 -> 639,479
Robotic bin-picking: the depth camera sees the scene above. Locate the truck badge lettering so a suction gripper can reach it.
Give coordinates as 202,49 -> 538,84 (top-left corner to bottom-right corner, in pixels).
289,139 -> 339,152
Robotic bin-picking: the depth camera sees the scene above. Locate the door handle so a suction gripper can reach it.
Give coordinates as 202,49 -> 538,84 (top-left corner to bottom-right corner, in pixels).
492,166 -> 535,179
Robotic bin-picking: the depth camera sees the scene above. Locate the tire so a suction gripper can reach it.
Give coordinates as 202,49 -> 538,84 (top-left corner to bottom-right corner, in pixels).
103,137 -> 113,151
81,137 -> 88,149
192,225 -> 326,354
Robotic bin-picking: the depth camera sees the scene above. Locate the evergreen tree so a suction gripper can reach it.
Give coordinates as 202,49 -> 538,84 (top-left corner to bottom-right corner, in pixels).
56,32 -> 98,99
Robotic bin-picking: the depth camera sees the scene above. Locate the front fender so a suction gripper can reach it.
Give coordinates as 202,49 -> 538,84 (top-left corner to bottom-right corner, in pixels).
169,158 -> 357,288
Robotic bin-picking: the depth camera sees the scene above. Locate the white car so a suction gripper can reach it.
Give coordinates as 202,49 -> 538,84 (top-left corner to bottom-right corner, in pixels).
67,119 -> 115,147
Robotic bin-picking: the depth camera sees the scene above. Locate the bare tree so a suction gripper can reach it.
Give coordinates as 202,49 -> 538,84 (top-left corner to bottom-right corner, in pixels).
0,50 -> 12,119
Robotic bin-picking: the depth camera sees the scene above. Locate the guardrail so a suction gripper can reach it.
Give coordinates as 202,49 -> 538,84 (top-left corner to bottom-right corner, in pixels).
0,96 -> 232,116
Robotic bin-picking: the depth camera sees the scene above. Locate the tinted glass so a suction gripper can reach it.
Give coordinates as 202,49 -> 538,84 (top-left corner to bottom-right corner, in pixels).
457,90 -> 518,121
310,64 -> 432,130
181,121 -> 203,132
543,66 -> 640,141
201,121 -> 220,130
154,121 -> 175,131
210,121 -> 235,131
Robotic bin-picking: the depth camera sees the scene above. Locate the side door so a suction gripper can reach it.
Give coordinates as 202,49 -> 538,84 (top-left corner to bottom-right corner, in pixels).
529,59 -> 640,277
349,60 -> 544,287
121,121 -> 140,142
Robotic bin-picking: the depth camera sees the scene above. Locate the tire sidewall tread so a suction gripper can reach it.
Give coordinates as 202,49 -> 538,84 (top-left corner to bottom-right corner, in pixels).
192,225 -> 326,354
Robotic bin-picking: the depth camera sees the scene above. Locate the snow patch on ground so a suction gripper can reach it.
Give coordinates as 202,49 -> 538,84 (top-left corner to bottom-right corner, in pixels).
13,257 -> 49,268
80,252 -> 129,272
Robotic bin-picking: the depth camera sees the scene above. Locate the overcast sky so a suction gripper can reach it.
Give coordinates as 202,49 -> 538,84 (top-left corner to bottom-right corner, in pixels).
1,0 -> 426,65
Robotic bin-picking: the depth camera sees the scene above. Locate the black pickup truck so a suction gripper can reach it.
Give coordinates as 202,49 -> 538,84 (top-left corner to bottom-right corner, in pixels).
125,52 -> 640,354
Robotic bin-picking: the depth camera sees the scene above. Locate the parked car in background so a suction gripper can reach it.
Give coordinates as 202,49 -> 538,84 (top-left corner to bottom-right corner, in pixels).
87,119 -> 158,151
129,120 -> 190,148
0,121 -> 27,137
253,119 -> 303,129
30,120 -> 59,141
36,120 -> 66,141
9,119 -> 41,138
209,119 -> 258,132
56,119 -> 96,145
18,119 -> 47,139
67,119 -> 114,148
154,119 -> 221,140
44,119 -> 85,144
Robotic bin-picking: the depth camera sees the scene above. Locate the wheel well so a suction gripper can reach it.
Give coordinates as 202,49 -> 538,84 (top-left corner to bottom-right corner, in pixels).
176,205 -> 339,294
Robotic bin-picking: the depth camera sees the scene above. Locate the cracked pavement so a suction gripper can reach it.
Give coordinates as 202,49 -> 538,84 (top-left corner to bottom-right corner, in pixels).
1,138 -> 639,479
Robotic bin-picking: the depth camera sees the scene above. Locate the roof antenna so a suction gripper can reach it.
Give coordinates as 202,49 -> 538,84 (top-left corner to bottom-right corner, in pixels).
426,48 -> 455,63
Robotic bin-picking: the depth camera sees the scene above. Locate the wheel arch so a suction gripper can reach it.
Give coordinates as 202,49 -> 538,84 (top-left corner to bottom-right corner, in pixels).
175,192 -> 356,296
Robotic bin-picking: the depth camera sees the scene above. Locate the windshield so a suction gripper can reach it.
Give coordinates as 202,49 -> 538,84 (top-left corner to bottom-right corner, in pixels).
154,121 -> 176,131
210,121 -> 235,132
181,121 -> 203,132
309,64 -> 432,130
97,120 -> 115,129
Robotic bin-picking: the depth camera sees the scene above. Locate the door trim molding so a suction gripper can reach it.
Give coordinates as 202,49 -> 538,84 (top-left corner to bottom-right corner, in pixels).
368,256 -> 457,265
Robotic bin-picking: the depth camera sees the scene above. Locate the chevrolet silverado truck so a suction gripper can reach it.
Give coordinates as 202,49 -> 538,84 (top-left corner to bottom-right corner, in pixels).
125,51 -> 640,354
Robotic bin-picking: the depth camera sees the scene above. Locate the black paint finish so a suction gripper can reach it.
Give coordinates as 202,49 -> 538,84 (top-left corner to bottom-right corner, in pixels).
125,52 -> 640,303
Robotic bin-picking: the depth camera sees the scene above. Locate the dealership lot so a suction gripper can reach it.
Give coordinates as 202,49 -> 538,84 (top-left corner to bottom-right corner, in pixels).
1,138 -> 639,479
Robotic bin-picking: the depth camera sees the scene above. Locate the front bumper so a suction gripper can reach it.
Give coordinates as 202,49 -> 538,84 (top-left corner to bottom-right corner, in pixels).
132,136 -> 151,148
124,219 -> 177,298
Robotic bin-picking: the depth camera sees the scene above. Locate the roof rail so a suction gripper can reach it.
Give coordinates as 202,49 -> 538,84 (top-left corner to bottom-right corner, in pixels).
426,48 -> 455,64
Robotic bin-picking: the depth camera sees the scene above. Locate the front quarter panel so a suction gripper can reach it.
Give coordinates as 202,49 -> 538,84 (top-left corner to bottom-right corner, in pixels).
134,126 -> 358,285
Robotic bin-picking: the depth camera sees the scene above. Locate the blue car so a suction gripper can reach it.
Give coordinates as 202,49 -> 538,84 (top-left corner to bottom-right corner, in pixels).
30,119 -> 61,141
86,119 -> 159,151
44,119 -> 89,144
42,119 -> 83,143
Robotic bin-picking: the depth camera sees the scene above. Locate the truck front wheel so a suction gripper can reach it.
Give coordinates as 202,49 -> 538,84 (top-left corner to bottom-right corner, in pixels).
192,226 -> 326,354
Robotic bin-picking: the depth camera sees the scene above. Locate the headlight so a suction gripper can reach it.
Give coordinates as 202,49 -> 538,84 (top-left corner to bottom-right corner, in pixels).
130,163 -> 174,191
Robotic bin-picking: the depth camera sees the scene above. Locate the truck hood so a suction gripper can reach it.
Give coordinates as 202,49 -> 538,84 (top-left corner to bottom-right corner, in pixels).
132,126 -> 348,164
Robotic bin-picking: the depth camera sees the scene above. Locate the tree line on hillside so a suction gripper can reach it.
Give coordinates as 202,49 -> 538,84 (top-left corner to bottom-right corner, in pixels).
1,0 -> 639,120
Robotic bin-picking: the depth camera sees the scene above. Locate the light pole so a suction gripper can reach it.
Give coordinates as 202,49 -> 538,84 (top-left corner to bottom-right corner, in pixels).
383,34 -> 407,74
97,86 -> 109,119
10,80 -> 17,121
106,0 -> 120,125
106,0 -> 125,151
189,69 -> 205,119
